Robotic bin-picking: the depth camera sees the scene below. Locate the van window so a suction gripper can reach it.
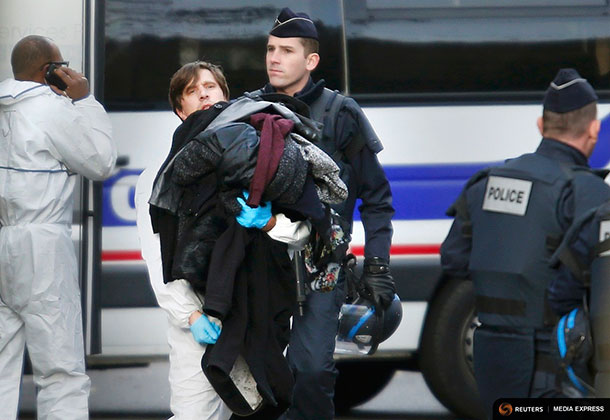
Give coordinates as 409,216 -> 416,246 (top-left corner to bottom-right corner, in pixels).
104,0 -> 343,110
345,0 -> 610,102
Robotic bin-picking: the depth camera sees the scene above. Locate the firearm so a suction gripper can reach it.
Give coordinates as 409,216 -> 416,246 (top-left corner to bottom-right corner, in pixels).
293,251 -> 307,316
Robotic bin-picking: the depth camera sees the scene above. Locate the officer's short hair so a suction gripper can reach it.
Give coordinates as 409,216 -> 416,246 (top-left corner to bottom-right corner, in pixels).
11,35 -> 55,79
542,102 -> 597,139
300,38 -> 319,56
168,61 -> 229,116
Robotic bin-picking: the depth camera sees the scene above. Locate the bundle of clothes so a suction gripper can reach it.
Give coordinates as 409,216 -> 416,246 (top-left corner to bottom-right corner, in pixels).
149,96 -> 350,416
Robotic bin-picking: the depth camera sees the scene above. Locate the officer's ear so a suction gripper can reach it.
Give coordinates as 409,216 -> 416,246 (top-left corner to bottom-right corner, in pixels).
589,118 -> 601,140
536,116 -> 544,136
306,53 -> 320,72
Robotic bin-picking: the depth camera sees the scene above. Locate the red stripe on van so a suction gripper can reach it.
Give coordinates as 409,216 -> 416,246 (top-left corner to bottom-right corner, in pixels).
349,244 -> 441,256
101,244 -> 441,262
102,250 -> 143,261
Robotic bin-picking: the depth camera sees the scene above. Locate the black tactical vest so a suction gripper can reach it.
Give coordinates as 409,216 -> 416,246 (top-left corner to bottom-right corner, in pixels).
461,153 -> 610,329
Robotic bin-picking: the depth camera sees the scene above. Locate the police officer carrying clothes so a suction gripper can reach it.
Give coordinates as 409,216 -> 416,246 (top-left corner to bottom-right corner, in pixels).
441,68 -> 610,417
247,8 -> 395,420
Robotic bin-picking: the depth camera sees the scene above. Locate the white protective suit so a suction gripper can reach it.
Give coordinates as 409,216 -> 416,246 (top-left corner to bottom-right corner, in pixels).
0,79 -> 116,420
135,165 -> 310,420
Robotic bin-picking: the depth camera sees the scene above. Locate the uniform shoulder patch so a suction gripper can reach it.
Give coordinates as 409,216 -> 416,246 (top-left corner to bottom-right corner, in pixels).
482,175 -> 532,216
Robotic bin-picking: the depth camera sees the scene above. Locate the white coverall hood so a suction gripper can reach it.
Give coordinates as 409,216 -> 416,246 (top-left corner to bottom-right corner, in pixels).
0,79 -> 47,106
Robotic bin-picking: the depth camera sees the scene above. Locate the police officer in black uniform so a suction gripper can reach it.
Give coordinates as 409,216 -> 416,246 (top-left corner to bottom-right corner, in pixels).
441,68 -> 610,417
248,8 -> 395,420
547,199 -> 610,397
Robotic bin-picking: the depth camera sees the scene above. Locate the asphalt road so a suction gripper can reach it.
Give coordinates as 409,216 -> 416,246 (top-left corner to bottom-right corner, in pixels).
18,360 -> 470,420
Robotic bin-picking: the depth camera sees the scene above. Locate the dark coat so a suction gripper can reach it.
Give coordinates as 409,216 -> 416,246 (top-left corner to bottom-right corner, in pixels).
149,103 -> 228,284
202,220 -> 296,416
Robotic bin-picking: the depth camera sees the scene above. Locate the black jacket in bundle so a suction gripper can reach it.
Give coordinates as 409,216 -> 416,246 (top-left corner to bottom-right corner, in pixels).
202,219 -> 296,417
149,103 -> 228,284
155,98 -> 346,291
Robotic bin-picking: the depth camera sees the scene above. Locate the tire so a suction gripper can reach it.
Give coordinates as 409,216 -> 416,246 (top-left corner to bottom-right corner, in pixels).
334,360 -> 395,414
419,278 -> 485,420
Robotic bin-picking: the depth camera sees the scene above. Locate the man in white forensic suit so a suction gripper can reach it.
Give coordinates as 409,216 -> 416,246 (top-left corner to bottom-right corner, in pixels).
0,35 -> 116,420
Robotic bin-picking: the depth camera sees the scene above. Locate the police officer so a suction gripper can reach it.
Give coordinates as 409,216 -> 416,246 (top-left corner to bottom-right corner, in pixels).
548,199 -> 610,397
440,68 -> 610,417
249,8 -> 395,420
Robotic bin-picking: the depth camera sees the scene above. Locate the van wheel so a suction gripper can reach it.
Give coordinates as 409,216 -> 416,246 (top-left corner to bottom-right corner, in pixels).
334,361 -> 395,414
419,278 -> 485,420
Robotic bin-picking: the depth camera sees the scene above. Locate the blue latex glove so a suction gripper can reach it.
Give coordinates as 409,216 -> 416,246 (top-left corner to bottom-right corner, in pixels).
190,313 -> 221,345
236,191 -> 272,229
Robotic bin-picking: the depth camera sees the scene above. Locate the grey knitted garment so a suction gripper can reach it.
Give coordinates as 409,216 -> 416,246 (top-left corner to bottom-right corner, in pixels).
263,136 -> 308,205
290,132 -> 347,204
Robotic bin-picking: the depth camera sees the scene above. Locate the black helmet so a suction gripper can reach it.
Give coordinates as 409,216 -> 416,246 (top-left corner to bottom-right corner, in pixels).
335,294 -> 402,355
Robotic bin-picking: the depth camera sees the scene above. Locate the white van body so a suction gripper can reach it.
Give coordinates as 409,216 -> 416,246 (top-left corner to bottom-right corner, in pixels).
4,1 -> 610,417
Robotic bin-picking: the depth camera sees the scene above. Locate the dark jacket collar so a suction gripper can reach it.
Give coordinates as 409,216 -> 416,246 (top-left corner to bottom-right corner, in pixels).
535,137 -> 589,167
155,102 -> 229,185
261,77 -> 326,105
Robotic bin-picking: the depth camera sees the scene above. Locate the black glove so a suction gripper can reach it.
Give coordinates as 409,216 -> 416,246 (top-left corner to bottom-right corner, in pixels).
360,257 -> 396,309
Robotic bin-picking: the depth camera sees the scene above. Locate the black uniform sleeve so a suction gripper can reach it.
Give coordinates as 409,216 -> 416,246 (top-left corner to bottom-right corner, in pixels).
440,207 -> 472,279
547,200 -> 599,316
336,100 -> 394,260
353,148 -> 394,259
548,173 -> 610,315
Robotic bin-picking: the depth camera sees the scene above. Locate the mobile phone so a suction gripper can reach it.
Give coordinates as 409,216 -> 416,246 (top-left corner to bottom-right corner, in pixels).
45,64 -> 68,90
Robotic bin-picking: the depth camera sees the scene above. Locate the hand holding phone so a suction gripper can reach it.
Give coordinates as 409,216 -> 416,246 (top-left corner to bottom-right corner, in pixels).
44,64 -> 89,100
45,63 -> 68,91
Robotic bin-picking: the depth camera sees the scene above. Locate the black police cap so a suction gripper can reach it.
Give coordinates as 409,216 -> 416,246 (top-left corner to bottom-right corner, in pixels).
543,68 -> 598,113
269,8 -> 318,40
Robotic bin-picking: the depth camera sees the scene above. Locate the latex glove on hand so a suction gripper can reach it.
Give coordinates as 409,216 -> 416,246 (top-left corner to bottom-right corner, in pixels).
189,312 -> 221,345
236,190 -> 273,230
360,257 -> 396,310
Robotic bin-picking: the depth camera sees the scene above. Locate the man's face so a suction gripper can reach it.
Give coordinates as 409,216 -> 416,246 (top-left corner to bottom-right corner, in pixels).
266,35 -> 314,96
177,68 -> 226,120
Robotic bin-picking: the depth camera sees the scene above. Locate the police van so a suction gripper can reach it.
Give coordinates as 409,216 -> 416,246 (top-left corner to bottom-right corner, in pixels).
3,1 -> 610,418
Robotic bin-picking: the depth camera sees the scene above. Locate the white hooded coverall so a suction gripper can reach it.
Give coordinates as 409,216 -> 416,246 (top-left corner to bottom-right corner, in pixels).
0,79 -> 116,420
135,165 -> 310,420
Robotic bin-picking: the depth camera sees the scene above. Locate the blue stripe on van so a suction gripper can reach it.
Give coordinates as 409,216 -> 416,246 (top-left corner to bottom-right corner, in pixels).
590,114 -> 610,169
103,109 -> 610,228
352,162 -> 495,221
102,163 -> 493,227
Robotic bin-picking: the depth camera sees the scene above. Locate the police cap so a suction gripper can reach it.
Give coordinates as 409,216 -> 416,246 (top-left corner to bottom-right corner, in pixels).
543,68 -> 598,113
269,8 -> 318,40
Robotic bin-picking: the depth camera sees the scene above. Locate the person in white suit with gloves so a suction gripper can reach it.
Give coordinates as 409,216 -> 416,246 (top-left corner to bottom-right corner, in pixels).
135,61 -> 310,420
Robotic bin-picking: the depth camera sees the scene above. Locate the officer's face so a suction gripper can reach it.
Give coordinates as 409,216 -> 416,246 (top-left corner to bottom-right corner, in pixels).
177,68 -> 227,121
266,35 -> 317,96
